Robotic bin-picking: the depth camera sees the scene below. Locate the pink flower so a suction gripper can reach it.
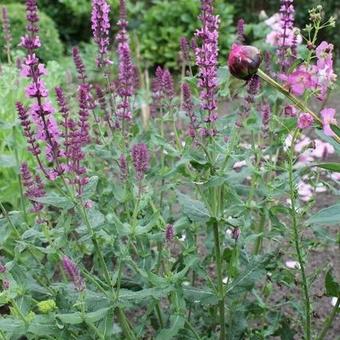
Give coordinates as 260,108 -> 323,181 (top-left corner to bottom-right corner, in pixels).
320,108 -> 337,137
316,41 -> 333,69
296,150 -> 314,168
297,113 -> 313,129
280,70 -> 314,96
311,139 -> 335,158
284,105 -> 297,117
297,181 -> 313,201
294,136 -> 311,153
25,79 -> 49,98
330,172 -> 340,181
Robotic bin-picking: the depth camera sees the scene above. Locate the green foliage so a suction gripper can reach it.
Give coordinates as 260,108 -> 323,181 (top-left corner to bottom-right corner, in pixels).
137,0 -> 235,69
0,3 -> 63,62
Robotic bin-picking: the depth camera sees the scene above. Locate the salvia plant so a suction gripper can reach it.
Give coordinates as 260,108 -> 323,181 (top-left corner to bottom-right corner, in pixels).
0,0 -> 339,339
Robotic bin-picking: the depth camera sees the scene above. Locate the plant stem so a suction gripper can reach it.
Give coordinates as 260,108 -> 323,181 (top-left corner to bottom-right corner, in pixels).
80,205 -> 136,340
185,320 -> 202,340
212,220 -> 226,340
288,131 -> 312,340
317,297 -> 339,340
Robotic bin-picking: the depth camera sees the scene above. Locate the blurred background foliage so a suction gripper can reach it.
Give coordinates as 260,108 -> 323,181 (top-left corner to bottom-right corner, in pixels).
0,0 -> 339,67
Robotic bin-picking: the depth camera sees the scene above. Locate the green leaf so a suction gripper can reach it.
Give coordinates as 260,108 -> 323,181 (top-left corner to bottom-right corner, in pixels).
314,163 -> 340,172
156,314 -> 185,340
85,307 -> 113,323
307,204 -> 340,225
56,312 -> 82,325
330,124 -> 340,139
32,192 -> 74,209
28,315 -> 58,336
118,287 -> 173,303
0,318 -> 25,334
82,176 -> 99,199
183,287 -> 218,305
325,270 -> 340,297
0,154 -> 16,168
177,192 -> 210,223
226,254 -> 274,295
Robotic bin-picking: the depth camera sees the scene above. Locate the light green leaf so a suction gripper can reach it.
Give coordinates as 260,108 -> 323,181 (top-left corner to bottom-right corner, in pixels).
183,287 -> 218,305
56,312 -> 82,325
307,204 -> 340,225
177,192 -> 210,223
118,287 -> 173,303
82,176 -> 99,199
0,155 -> 16,168
28,315 -> 58,336
33,192 -> 74,209
156,314 -> 185,340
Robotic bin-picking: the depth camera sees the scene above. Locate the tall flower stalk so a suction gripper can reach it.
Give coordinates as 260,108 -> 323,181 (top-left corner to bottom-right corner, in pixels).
1,6 -> 12,63
19,0 -> 62,179
116,0 -> 135,133
195,0 -> 220,137
287,130 -> 312,340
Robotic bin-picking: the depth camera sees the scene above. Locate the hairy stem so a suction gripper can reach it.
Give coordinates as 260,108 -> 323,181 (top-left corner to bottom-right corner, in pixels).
212,220 -> 226,340
288,130 -> 312,340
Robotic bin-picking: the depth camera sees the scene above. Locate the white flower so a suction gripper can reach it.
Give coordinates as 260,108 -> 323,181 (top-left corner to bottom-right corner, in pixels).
222,277 -> 229,284
315,183 -> 327,193
233,160 -> 247,169
179,234 -> 186,242
331,297 -> 338,307
285,260 -> 301,269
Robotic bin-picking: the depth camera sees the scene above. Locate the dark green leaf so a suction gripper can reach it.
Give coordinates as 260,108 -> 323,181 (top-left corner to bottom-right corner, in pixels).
325,269 -> 340,297
314,163 -> 340,172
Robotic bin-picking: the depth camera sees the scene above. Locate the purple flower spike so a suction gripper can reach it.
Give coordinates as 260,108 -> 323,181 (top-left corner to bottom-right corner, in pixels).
62,256 -> 85,291
72,47 -> 88,84
278,0 -> 296,72
161,69 -> 175,100
165,224 -> 174,242
195,0 -> 220,131
236,18 -> 245,43
119,154 -> 128,181
91,0 -> 111,67
131,144 -> 150,181
1,7 -> 12,58
17,102 -> 41,157
261,103 -> 271,135
180,37 -> 190,62
182,83 -> 198,138
20,162 -> 45,212
237,75 -> 260,127
19,0 -> 62,175
116,0 -> 135,126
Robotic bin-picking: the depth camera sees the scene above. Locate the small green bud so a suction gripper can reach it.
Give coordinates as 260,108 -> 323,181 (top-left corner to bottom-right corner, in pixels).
37,299 -> 57,314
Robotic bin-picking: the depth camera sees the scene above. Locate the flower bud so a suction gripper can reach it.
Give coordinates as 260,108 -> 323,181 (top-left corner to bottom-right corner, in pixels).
228,44 -> 262,80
